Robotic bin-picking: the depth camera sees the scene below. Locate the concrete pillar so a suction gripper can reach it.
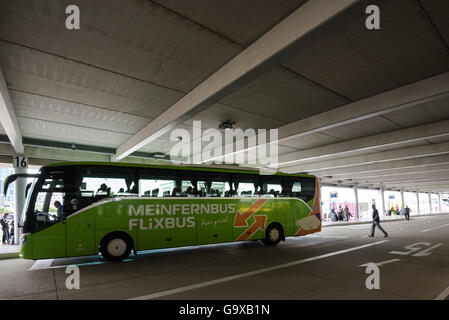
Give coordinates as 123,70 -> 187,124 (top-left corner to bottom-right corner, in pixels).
438,193 -> 442,212
320,185 -> 324,220
380,188 -> 386,216
353,185 -> 359,219
428,192 -> 432,213
13,166 -> 27,245
416,191 -> 420,214
400,190 -> 405,214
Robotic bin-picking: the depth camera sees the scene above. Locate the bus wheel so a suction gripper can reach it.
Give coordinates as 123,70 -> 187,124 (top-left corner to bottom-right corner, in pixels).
100,232 -> 132,262
263,223 -> 283,246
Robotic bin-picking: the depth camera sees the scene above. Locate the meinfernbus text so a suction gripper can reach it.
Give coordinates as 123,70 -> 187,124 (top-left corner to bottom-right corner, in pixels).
3,162 -> 322,261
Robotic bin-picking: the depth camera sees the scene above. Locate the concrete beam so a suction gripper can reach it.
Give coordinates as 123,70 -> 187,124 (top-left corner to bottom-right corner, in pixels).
276,119 -> 449,167
114,0 -> 358,161
0,64 -> 23,153
352,172 -> 449,184
321,163 -> 449,182
310,154 -> 449,177
367,180 -> 449,189
282,141 -> 449,173
0,143 -> 171,166
198,71 -> 449,164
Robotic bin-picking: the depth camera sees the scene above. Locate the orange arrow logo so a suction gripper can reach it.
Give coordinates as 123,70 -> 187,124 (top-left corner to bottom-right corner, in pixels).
234,199 -> 267,227
236,215 -> 267,241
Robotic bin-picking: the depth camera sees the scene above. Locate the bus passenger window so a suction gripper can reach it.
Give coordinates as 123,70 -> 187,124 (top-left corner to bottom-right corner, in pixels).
139,179 -> 175,197
181,181 -> 196,196
263,183 -> 282,197
81,177 -> 127,197
235,182 -> 255,197
197,181 -> 207,197
196,180 -> 230,197
292,182 -> 302,192
210,181 -> 230,197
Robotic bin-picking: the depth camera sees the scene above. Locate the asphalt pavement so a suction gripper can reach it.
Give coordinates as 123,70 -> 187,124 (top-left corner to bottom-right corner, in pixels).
0,214 -> 448,300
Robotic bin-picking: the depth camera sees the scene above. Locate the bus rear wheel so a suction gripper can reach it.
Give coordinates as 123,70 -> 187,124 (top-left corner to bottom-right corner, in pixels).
100,232 -> 132,262
262,223 -> 283,246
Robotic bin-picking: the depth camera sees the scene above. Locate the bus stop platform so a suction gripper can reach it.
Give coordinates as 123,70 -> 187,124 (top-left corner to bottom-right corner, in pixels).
322,211 -> 449,227
0,244 -> 20,260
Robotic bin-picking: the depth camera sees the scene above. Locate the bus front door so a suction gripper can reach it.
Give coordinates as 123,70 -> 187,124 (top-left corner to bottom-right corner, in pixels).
32,220 -> 67,259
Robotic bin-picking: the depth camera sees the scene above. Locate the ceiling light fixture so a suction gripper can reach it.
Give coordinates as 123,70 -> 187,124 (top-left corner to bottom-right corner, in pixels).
218,120 -> 236,130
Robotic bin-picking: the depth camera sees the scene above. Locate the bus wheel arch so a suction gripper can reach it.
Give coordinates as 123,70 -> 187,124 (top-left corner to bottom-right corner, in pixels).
99,231 -> 133,262
262,222 -> 284,246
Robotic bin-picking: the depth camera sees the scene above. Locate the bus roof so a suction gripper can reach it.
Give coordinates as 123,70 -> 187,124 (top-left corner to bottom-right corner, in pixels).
41,161 -> 315,178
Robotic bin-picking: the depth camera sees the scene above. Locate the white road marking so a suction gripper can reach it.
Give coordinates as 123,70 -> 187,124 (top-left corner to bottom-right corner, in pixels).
412,243 -> 443,257
435,285 -> 449,300
305,235 -> 348,239
128,240 -> 389,300
420,223 -> 449,233
341,225 -> 371,229
359,259 -> 401,267
28,259 -> 54,271
28,259 -> 133,271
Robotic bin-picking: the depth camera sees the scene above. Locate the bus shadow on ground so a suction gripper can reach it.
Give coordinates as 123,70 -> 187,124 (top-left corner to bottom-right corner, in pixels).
47,240 -> 266,269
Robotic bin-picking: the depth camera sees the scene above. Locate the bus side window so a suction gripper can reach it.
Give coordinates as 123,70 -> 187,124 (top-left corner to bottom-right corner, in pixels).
197,181 -> 207,197
230,174 -> 261,197
139,179 -> 175,197
286,177 -> 315,202
210,181 -> 230,197
181,180 -> 196,197
261,176 -> 282,197
196,180 -> 230,197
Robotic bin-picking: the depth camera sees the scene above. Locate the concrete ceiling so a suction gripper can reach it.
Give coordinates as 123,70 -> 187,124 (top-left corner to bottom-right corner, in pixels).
1,0 -> 449,193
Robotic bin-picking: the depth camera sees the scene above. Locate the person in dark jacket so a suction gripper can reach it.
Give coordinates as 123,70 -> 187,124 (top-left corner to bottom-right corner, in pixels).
1,213 -> 10,244
344,205 -> 353,221
369,205 -> 388,237
337,205 -> 344,221
9,220 -> 14,244
331,208 -> 337,221
404,205 -> 411,221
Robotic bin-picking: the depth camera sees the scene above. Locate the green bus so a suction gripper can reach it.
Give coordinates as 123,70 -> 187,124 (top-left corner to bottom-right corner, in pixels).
4,162 -> 322,261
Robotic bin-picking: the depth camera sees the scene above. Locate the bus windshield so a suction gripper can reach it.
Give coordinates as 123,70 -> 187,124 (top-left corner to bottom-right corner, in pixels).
20,177 -> 38,228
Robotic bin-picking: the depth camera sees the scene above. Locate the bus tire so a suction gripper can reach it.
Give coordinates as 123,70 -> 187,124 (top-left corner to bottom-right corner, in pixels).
263,223 -> 283,246
100,232 -> 133,262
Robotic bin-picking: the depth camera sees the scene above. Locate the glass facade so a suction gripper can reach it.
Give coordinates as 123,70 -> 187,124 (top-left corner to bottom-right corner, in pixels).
0,167 -> 15,211
430,193 -> 440,212
321,186 -> 356,221
418,192 -> 431,214
403,192 -> 418,214
442,193 -> 449,212
358,188 -> 383,219
383,190 -> 402,215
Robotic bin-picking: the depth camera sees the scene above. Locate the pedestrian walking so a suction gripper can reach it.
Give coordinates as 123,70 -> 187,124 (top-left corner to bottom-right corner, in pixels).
404,205 -> 411,221
331,208 -> 337,221
1,213 -> 10,244
369,204 -> 388,237
9,220 -> 14,244
337,205 -> 344,221
344,205 -> 353,221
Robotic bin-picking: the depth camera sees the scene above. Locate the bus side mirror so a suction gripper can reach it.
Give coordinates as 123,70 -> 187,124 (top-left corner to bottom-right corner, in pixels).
25,183 -> 32,198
